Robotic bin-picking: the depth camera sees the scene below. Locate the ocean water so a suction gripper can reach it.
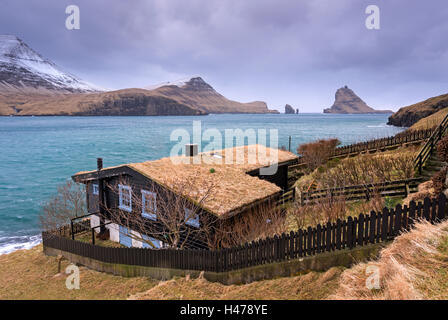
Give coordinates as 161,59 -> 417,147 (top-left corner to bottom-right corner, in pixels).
0,113 -> 404,254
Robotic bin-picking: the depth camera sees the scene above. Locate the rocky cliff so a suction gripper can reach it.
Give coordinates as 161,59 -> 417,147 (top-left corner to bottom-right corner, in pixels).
323,86 -> 392,114
0,89 -> 205,116
388,93 -> 448,127
145,77 -> 278,114
285,104 -> 295,114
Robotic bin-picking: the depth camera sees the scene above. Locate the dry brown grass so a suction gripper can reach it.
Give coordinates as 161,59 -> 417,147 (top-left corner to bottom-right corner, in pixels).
410,108 -> 448,131
330,220 -> 448,300
0,244 -> 343,300
402,181 -> 436,207
296,147 -> 418,191
0,245 -> 156,300
129,267 -> 343,300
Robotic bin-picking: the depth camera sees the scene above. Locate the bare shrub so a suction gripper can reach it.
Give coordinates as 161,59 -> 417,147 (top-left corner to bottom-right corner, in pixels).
290,190 -> 384,230
437,135 -> 448,162
39,180 -> 86,234
211,203 -> 287,248
431,167 -> 448,195
105,177 -> 217,249
290,195 -> 347,229
311,152 -> 416,190
297,138 -> 341,172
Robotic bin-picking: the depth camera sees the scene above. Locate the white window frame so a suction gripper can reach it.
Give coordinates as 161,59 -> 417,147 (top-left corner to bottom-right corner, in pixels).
118,184 -> 132,212
184,208 -> 200,228
92,183 -> 99,195
141,190 -> 157,220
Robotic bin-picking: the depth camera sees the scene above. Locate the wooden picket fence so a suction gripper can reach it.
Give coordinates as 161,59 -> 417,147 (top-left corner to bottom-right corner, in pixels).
42,193 -> 447,273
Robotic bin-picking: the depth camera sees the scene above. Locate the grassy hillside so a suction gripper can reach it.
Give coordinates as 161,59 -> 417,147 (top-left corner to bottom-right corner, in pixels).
0,245 -> 156,300
3,218 -> 448,300
0,244 -> 342,300
410,108 -> 448,131
331,220 -> 448,300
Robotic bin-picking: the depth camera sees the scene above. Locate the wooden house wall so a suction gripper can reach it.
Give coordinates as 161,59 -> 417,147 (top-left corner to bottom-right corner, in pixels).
249,163 -> 289,191
85,167 -> 211,248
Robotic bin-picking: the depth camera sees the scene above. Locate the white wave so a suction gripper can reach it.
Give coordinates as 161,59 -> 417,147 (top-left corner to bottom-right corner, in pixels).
0,234 -> 41,255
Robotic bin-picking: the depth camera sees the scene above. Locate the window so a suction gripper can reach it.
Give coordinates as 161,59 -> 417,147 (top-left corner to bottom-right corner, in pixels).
141,190 -> 157,220
118,184 -> 132,212
142,234 -> 163,249
92,184 -> 99,195
184,208 -> 200,228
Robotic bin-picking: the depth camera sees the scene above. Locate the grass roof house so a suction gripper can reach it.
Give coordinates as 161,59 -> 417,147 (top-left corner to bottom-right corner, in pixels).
72,145 -> 298,249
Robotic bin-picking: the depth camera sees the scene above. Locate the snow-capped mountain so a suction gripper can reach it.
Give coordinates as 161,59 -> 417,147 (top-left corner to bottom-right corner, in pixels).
0,35 -> 102,93
143,76 -> 199,90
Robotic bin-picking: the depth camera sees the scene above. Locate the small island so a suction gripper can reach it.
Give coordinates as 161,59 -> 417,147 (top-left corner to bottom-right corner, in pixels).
323,86 -> 392,114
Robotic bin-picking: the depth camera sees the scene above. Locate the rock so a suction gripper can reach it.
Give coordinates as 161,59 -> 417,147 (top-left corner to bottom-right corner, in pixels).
388,93 -> 448,127
323,86 -> 392,114
285,104 -> 295,114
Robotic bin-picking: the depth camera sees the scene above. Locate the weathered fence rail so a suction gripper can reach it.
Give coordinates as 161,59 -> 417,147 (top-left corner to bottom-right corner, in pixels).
330,128 -> 432,159
43,194 -> 447,273
291,128 -> 432,170
299,178 -> 422,205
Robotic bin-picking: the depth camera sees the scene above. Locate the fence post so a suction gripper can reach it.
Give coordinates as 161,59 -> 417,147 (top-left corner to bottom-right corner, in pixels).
307,227 -> 312,256
423,197 -> 431,221
91,228 -> 95,245
336,219 -> 342,250
394,204 -> 402,235
381,208 -> 389,241
326,222 -> 332,252
71,220 -> 74,240
358,214 -> 364,246
369,211 -> 376,244
438,193 -> 447,221
298,229 -> 303,257
316,224 -> 322,253
347,217 -> 353,249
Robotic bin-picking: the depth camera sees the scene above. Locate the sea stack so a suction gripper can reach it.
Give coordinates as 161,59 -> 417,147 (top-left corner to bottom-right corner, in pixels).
285,104 -> 295,114
323,86 -> 392,114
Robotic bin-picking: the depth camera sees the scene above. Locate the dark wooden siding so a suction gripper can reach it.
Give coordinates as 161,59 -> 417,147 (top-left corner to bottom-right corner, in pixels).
249,163 -> 289,191
99,167 -> 212,249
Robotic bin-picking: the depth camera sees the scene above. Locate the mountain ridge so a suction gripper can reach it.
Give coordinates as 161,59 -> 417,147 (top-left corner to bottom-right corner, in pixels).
0,36 -> 277,116
144,77 -> 278,114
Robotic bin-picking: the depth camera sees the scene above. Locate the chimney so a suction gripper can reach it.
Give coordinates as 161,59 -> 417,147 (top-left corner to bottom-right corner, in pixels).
97,158 -> 103,170
185,144 -> 198,157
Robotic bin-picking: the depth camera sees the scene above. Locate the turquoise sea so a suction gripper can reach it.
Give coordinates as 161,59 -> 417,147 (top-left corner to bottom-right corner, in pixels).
0,114 -> 404,254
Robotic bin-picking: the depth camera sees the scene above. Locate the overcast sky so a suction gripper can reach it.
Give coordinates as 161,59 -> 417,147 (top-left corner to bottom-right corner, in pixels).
1,0 -> 447,112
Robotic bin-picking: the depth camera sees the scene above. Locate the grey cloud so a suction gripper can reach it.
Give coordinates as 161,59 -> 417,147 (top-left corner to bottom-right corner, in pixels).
0,0 -> 447,111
